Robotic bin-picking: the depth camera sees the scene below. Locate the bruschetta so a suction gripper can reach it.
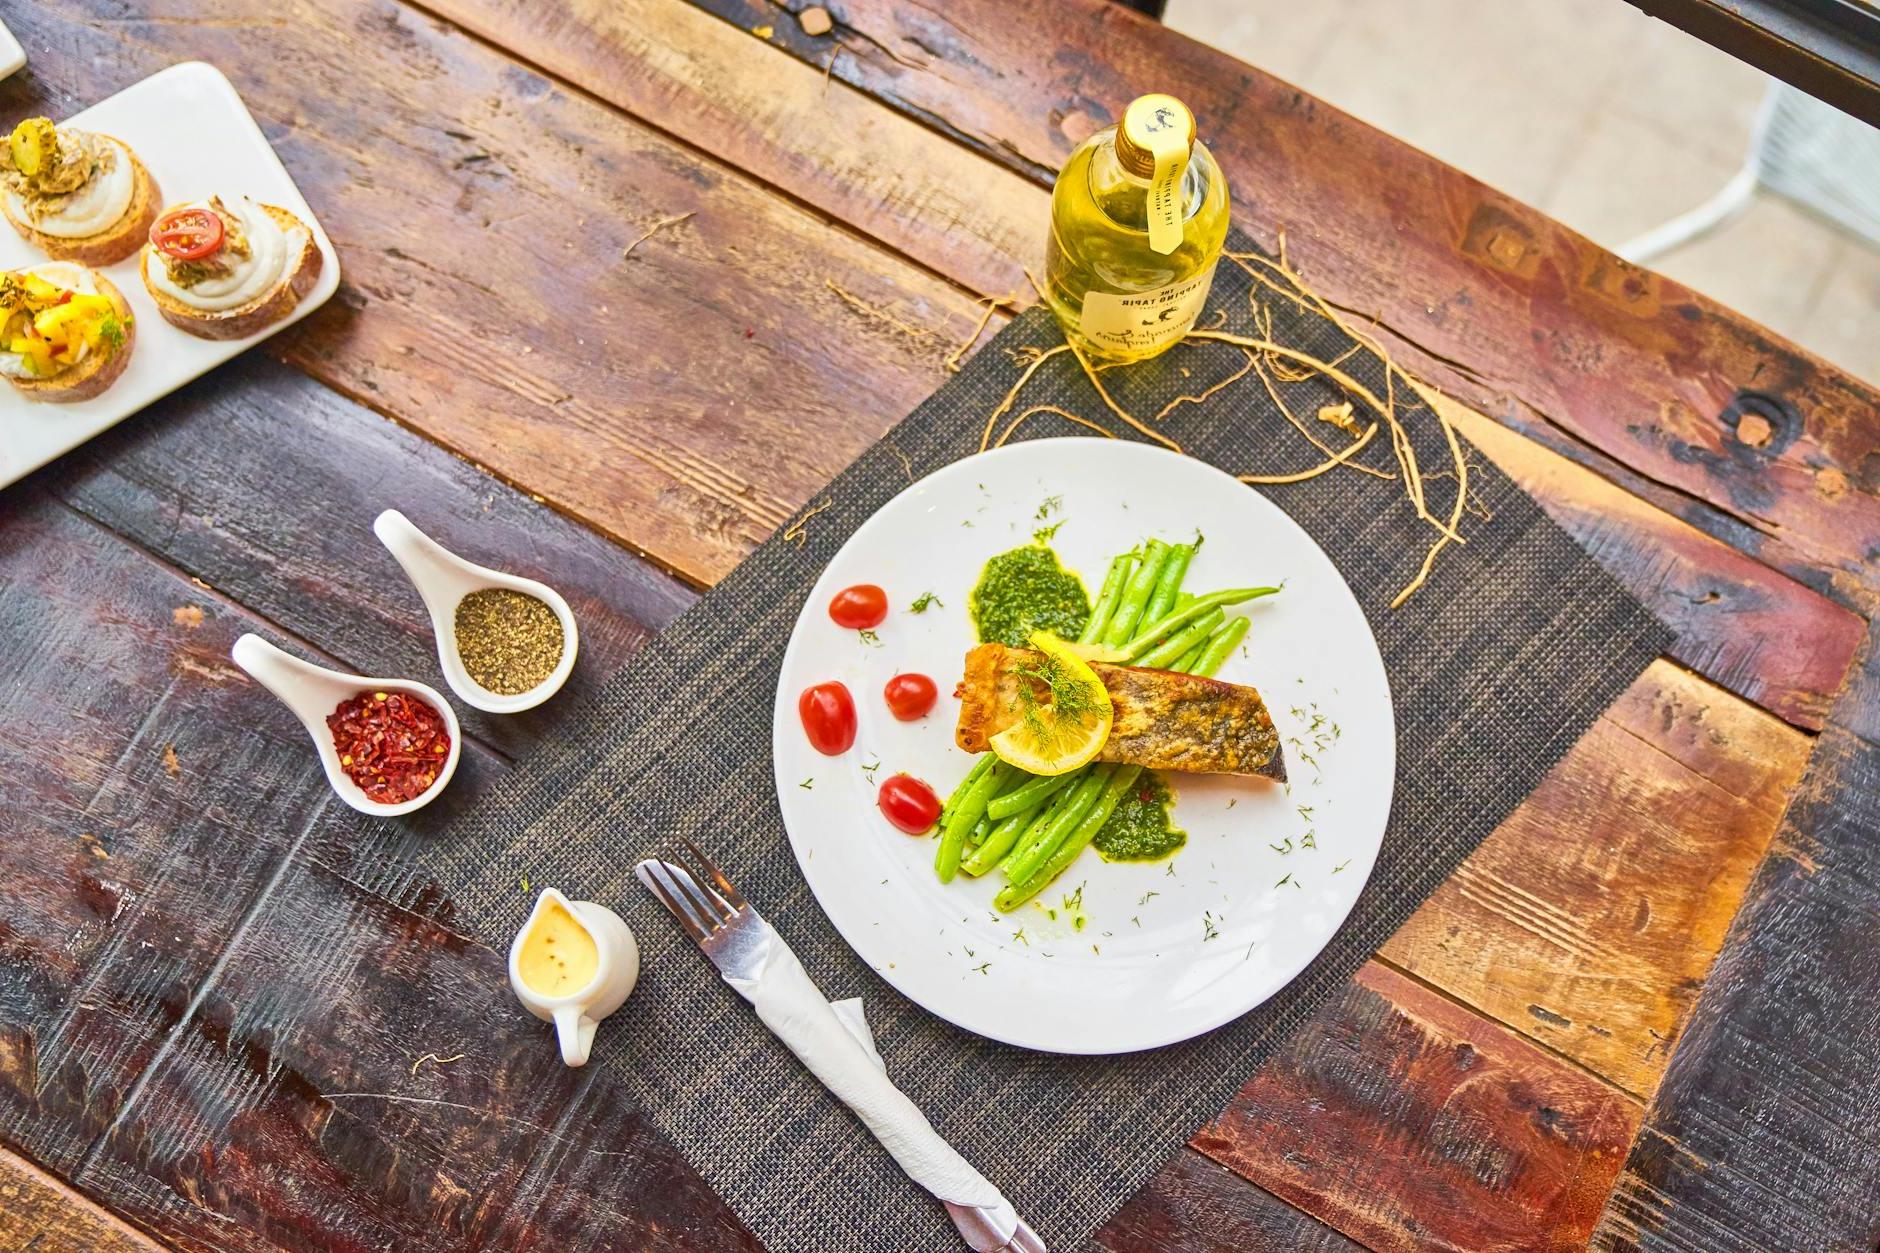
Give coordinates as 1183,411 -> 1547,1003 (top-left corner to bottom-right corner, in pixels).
1,263 -> 136,402
0,118 -> 159,266
140,196 -> 321,340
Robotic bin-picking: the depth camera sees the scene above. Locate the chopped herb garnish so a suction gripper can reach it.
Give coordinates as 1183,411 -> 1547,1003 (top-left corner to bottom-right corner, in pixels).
972,962 -> 991,975
1137,890 -> 1160,906
799,776 -> 814,790
909,591 -> 943,613
1202,913 -> 1219,942
1275,872 -> 1292,889
1333,859 -> 1350,874
858,629 -> 882,647
1034,494 -> 1063,519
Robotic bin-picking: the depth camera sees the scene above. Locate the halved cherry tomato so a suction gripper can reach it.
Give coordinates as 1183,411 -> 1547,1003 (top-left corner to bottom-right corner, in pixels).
798,681 -> 857,756
149,207 -> 225,261
883,672 -> 938,721
877,774 -> 941,834
828,584 -> 888,630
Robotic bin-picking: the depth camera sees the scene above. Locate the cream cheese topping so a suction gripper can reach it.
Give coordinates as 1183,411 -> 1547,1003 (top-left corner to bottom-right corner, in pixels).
5,137 -> 134,239
148,196 -> 306,313
0,263 -> 99,379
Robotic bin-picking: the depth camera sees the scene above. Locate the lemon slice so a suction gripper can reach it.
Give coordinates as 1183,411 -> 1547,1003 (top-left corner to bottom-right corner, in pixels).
989,632 -> 1113,775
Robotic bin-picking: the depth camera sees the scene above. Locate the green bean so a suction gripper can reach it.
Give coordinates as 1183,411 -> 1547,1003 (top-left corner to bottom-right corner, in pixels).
1135,607 -> 1223,670
935,763 -> 1007,882
1102,540 -> 1169,646
996,766 -> 1142,912
968,783 -> 1071,876
1194,616 -> 1251,677
1003,766 -> 1112,886
1117,587 -> 1278,663
1141,543 -> 1193,625
988,771 -> 1071,820
939,755 -> 995,824
960,798 -> 1045,876
1078,554 -> 1134,645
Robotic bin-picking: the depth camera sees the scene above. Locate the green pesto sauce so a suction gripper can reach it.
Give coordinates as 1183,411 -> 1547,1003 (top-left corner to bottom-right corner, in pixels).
1093,772 -> 1187,862
970,545 -> 1090,647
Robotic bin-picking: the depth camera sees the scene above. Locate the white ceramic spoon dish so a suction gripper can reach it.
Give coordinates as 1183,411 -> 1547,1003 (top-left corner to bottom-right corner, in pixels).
373,509 -> 579,714
230,633 -> 462,817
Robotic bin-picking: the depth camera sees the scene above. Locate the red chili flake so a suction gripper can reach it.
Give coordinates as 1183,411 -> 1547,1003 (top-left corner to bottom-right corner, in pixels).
326,690 -> 451,805
743,327 -> 755,339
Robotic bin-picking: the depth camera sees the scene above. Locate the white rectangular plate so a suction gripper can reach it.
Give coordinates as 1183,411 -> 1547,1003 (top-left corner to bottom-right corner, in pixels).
0,19 -> 24,81
0,60 -> 340,489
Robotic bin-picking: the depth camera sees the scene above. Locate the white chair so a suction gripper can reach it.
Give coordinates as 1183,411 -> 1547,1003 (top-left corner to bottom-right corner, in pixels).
1618,81 -> 1880,263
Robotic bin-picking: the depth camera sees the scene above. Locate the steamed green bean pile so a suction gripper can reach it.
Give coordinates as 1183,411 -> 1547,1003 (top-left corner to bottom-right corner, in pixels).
937,538 -> 1274,910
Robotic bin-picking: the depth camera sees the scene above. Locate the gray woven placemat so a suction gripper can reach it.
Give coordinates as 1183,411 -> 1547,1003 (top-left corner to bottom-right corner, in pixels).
416,237 -> 1670,1252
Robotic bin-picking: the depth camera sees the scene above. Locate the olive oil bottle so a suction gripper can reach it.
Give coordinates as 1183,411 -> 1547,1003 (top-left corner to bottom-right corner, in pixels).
1044,94 -> 1229,364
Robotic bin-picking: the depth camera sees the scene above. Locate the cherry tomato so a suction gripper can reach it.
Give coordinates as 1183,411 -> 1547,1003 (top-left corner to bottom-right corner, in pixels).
150,207 -> 225,261
798,681 -> 857,756
829,584 -> 888,630
882,672 -> 938,721
877,774 -> 941,834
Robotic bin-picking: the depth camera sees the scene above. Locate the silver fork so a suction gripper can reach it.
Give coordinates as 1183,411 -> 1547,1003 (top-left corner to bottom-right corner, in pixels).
636,842 -> 1046,1253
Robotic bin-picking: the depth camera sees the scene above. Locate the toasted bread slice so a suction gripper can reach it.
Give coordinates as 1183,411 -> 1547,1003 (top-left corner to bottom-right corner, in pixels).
5,270 -> 136,403
141,204 -> 322,340
2,140 -> 160,267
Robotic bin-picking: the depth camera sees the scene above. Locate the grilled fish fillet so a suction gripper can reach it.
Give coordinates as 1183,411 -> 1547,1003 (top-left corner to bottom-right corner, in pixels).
955,643 -> 1286,781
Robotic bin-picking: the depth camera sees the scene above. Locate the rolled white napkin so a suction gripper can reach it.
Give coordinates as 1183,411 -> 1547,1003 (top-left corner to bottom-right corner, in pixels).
723,931 -> 1037,1251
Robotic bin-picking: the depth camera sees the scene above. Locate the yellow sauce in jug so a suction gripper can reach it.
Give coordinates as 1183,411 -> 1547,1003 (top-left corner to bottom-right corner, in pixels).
517,899 -> 599,997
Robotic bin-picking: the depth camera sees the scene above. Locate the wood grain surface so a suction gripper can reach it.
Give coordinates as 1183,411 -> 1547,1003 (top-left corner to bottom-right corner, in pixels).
1197,962 -> 1640,1252
414,0 -> 1865,734
0,0 -> 1874,1249
0,1147 -> 163,1252
672,0 -> 1880,601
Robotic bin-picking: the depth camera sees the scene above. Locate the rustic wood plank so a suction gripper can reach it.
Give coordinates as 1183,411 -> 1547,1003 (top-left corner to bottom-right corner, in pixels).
421,0 -> 1039,304
1382,660 -> 1812,1097
413,0 -> 1861,733
1092,1148 -> 1364,1253
0,1146 -> 164,1253
1195,961 -> 1641,1252
1593,713 -> 1880,1251
40,354 -> 696,757
670,0 -> 1880,598
2,0 -> 985,588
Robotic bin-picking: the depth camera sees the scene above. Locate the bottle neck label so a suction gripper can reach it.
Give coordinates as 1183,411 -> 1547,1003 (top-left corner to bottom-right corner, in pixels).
1143,129 -> 1189,255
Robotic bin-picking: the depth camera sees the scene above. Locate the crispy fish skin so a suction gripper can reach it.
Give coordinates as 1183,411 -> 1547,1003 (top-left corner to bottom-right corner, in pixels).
955,643 -> 1286,781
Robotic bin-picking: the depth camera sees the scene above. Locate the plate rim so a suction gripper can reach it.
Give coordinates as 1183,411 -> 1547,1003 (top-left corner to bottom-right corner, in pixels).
770,437 -> 1397,1053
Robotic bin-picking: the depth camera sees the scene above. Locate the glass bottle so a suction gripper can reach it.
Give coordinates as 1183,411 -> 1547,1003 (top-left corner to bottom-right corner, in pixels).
1043,94 -> 1230,365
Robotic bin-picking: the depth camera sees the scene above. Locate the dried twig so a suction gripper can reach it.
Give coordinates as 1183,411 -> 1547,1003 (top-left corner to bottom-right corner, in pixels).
621,212 -> 693,259
946,292 -> 1016,372
782,498 -> 834,547
995,405 -> 1119,448
410,1052 -> 465,1077
825,280 -> 933,342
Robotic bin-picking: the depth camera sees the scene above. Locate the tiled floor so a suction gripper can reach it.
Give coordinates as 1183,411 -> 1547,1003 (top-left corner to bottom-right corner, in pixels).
1166,0 -> 1880,384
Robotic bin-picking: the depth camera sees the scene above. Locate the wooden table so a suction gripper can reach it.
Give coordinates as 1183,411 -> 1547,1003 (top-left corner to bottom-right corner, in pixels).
2,3 -> 1876,1250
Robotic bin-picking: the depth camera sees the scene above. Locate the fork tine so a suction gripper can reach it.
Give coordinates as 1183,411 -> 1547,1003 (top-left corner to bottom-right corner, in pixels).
672,848 -> 733,926
643,861 -> 711,941
682,837 -> 747,910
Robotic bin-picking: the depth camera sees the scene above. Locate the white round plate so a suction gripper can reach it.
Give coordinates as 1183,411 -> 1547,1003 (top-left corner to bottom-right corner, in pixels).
771,439 -> 1394,1054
